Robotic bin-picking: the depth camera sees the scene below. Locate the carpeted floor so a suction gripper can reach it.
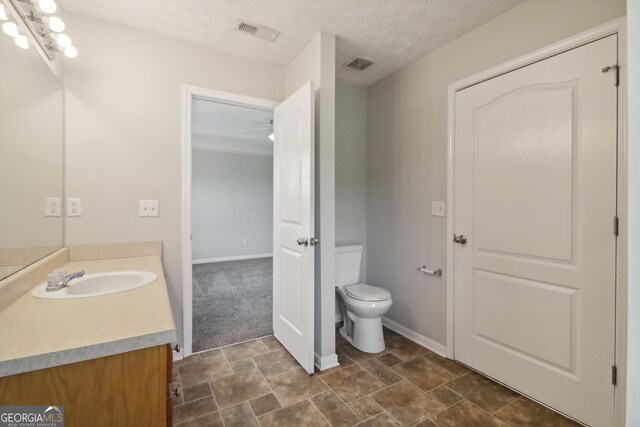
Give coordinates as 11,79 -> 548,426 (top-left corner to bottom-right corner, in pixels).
192,257 -> 273,352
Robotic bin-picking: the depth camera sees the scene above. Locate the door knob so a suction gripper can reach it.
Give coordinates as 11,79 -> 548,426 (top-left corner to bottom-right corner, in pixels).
172,386 -> 181,397
297,237 -> 309,246
309,237 -> 319,246
454,234 -> 467,245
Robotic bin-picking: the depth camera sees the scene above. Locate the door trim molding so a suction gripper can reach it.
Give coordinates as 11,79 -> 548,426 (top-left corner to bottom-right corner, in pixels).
446,17 -> 627,425
181,85 -> 279,357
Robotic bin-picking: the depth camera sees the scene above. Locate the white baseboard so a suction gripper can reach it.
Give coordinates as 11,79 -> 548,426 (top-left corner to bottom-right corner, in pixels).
315,352 -> 339,372
193,253 -> 273,264
382,316 -> 447,357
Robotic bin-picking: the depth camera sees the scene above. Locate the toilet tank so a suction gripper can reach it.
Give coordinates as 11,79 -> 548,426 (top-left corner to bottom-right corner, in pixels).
335,244 -> 364,286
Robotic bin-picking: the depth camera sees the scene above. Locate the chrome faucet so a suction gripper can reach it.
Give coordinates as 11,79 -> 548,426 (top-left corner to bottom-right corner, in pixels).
46,270 -> 85,292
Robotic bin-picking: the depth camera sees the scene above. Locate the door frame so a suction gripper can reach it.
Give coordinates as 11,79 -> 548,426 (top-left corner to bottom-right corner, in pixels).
446,18 -> 627,425
181,85 -> 279,358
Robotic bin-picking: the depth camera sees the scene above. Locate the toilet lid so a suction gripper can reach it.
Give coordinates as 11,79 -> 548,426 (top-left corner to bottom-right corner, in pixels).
345,283 -> 391,302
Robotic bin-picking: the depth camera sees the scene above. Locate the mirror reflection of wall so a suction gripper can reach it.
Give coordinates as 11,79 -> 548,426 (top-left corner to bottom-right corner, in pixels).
0,27 -> 64,280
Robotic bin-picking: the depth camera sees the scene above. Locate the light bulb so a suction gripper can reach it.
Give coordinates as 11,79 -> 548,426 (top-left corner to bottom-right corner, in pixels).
14,35 -> 29,49
38,0 -> 57,14
53,32 -> 71,47
64,45 -> 77,58
0,5 -> 8,21
268,133 -> 274,142
2,21 -> 19,38
45,16 -> 65,32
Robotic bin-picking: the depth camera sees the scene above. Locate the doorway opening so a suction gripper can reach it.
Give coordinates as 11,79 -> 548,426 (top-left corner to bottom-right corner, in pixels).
191,99 -> 274,352
182,87 -> 279,356
182,83 -> 317,373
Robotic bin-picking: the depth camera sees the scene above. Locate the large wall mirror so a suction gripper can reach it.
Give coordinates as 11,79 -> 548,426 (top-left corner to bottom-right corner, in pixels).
0,24 -> 64,280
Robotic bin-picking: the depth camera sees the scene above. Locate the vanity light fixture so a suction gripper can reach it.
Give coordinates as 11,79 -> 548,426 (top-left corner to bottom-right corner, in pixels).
63,44 -> 76,58
36,0 -> 56,14
43,15 -> 63,32
2,0 -> 78,59
50,31 -> 69,46
24,11 -> 64,32
14,33 -> 28,48
2,21 -> 18,37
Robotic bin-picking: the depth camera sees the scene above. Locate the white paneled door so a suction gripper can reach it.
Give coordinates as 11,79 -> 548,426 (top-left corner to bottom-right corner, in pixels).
273,82 -> 316,374
453,36 -> 617,426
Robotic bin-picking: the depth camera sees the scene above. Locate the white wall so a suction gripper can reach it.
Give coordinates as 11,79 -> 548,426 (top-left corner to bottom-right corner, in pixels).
63,14 -> 284,346
335,80 -> 367,279
366,0 -> 626,347
626,0 -> 639,424
191,150 -> 273,261
284,33 -> 322,98
284,31 -> 337,369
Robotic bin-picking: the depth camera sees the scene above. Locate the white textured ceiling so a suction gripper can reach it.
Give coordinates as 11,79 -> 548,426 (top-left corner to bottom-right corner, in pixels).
60,0 -> 524,86
192,98 -> 274,156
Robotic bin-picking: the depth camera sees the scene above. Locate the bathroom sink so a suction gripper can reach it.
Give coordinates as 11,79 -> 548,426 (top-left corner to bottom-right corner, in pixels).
31,271 -> 158,300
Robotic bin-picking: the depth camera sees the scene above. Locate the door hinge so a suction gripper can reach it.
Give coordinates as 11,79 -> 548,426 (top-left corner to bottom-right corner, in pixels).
612,365 -> 617,386
613,217 -> 619,236
601,64 -> 619,86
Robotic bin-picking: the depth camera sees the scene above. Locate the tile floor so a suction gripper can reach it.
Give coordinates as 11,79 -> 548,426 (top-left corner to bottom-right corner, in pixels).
171,329 -> 581,426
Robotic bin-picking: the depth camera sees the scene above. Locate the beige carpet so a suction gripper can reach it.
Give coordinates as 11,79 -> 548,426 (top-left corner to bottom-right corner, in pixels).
192,257 -> 273,352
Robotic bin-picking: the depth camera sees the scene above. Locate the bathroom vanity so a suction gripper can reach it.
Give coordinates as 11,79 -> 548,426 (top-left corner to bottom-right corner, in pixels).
0,246 -> 178,426
0,345 -> 173,426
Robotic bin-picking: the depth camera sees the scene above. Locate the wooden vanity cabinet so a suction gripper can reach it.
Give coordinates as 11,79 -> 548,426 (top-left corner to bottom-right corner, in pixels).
0,344 -> 173,426
166,343 -> 174,425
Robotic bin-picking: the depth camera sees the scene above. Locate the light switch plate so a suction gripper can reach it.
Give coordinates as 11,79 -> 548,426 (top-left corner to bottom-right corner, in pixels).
67,198 -> 82,216
139,199 -> 159,217
432,201 -> 445,217
46,197 -> 61,217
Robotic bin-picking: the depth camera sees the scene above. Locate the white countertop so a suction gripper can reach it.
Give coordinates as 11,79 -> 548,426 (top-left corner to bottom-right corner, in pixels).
0,256 -> 177,377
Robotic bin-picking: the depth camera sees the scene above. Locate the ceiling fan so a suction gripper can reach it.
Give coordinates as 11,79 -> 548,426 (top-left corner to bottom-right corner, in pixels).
243,119 -> 274,141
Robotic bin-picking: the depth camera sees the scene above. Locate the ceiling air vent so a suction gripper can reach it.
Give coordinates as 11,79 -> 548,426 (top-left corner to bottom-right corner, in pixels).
344,57 -> 374,71
236,20 -> 280,42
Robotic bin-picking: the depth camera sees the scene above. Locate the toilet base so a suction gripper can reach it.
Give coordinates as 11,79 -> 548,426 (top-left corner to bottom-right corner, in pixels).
339,315 -> 386,353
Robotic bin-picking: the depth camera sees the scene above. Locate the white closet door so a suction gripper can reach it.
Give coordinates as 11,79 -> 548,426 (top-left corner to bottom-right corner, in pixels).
453,35 -> 617,426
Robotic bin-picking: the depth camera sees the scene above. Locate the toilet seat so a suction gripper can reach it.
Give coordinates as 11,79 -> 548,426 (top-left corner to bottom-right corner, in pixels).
345,283 -> 391,302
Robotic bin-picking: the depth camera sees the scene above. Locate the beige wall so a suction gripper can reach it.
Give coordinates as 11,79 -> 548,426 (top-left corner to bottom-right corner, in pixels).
63,14 -> 284,345
366,0 -> 626,347
335,80 -> 367,274
335,80 -> 367,325
284,33 -> 322,97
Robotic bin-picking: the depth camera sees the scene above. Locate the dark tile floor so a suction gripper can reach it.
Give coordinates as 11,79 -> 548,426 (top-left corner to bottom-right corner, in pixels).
171,329 -> 581,426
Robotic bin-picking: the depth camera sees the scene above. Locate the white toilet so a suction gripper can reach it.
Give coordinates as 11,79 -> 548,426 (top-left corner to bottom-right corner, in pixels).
335,245 -> 393,353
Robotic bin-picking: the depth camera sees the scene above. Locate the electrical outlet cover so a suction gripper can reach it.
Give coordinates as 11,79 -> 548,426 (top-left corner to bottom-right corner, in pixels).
67,198 -> 82,216
46,197 -> 62,217
432,201 -> 445,217
139,199 -> 159,217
